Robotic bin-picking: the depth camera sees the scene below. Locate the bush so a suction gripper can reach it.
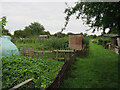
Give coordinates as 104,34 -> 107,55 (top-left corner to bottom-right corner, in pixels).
47,36 -> 69,50
97,37 -> 110,47
82,37 -> 89,50
98,38 -> 104,46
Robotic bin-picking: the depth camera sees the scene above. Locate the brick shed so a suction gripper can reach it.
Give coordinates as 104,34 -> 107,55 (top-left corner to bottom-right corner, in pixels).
69,35 -> 83,50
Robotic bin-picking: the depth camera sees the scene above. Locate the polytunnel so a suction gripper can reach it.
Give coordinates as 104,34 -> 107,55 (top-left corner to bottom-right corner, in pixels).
0,35 -> 19,58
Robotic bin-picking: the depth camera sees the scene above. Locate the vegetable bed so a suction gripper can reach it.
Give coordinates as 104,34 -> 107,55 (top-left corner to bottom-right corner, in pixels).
2,56 -> 64,89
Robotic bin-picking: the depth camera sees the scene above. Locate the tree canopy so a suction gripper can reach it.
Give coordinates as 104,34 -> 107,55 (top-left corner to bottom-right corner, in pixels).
24,22 -> 45,37
62,2 -> 120,34
2,29 -> 11,36
14,22 -> 45,38
54,32 -> 66,38
14,30 -> 26,38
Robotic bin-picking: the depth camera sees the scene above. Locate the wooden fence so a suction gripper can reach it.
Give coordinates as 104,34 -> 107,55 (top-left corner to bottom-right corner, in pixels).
45,54 -> 75,89
44,49 -> 88,89
20,47 -> 75,60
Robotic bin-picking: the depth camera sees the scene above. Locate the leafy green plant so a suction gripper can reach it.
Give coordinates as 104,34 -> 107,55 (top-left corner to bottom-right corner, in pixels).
2,55 -> 64,89
0,16 -> 7,36
46,36 -> 69,50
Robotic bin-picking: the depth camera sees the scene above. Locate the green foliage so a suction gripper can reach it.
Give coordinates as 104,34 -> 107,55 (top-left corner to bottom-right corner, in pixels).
54,32 -> 66,38
93,37 -> 111,47
0,16 -> 7,36
63,2 -> 120,34
47,36 -> 69,50
24,22 -> 45,37
12,36 -> 69,51
14,22 -> 45,38
43,31 -> 50,35
2,55 -> 63,89
98,38 -> 104,45
2,29 -> 11,36
67,32 -> 74,35
60,42 -> 119,88
92,35 -> 97,39
14,30 -> 26,38
82,36 -> 89,50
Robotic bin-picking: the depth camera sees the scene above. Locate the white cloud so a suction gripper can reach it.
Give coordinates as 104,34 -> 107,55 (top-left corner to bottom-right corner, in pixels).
1,0 -> 78,2
1,2 -> 102,35
0,3 -> 2,16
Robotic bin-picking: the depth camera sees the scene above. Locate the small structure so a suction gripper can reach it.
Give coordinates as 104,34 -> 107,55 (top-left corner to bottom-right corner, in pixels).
104,34 -> 120,54
104,34 -> 120,46
69,35 -> 83,50
39,35 -> 49,39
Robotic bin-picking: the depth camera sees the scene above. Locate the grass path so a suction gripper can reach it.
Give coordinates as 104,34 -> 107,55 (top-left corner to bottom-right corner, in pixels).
60,42 -> 119,88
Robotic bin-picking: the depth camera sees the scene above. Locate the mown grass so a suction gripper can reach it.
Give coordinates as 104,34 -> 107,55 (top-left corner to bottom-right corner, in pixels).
60,42 -> 119,88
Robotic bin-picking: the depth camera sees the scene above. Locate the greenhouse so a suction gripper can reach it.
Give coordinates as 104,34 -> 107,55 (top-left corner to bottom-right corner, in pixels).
0,35 -> 19,58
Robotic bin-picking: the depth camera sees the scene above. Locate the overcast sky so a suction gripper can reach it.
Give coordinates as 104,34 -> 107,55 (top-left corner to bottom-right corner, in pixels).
1,1 -> 103,35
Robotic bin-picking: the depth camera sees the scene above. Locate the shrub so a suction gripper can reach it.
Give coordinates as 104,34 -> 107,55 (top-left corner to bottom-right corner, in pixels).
98,38 -> 104,46
97,37 -> 110,47
47,36 -> 69,50
82,37 -> 89,50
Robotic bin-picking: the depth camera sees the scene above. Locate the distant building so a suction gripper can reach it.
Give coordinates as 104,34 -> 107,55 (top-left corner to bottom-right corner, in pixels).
39,35 -> 49,39
104,34 -> 120,55
104,34 -> 120,47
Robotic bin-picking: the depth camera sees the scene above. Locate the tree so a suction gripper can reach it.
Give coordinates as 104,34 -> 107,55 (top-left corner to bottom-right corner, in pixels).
43,31 -> 51,35
14,30 -> 26,38
67,32 -> 74,35
24,22 -> 45,37
2,29 -> 11,36
62,2 -> 120,34
0,16 -> 7,36
54,32 -> 66,38
14,22 -> 45,38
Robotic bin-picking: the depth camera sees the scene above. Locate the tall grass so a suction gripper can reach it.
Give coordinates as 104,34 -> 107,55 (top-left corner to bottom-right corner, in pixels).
12,36 -> 69,51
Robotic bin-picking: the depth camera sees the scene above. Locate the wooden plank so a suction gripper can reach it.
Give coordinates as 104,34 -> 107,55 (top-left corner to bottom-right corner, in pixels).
9,79 -> 33,90
34,51 -> 53,53
53,50 -> 74,53
57,58 -> 65,61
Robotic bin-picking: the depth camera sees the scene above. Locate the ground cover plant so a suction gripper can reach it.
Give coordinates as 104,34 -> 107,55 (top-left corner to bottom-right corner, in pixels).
60,42 -> 119,88
2,55 -> 64,89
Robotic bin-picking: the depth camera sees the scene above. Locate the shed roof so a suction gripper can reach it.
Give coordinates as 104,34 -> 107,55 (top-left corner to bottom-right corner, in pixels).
104,34 -> 120,37
39,35 -> 48,37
